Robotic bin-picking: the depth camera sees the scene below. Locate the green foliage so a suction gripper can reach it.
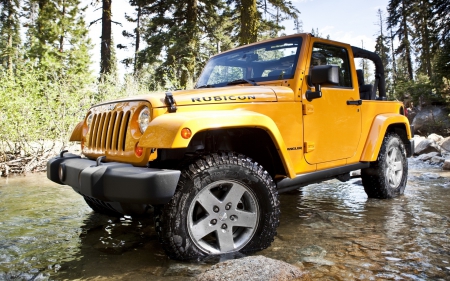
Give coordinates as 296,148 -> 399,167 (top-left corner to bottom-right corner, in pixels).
0,63 -> 94,152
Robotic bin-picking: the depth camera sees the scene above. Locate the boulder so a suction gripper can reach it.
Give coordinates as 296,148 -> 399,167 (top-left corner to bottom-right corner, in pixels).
443,160 -> 450,170
412,106 -> 450,135
428,133 -> 444,143
195,256 -> 309,281
414,139 -> 440,155
441,137 -> 450,153
416,152 -> 440,161
413,135 -> 426,150
430,156 -> 445,165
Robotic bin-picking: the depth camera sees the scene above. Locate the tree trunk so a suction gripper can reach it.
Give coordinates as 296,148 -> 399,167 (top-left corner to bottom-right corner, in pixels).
100,0 -> 112,75
180,0 -> 197,89
59,0 -> 65,52
133,3 -> 141,75
239,0 -> 258,45
401,0 -> 413,80
7,0 -> 13,74
390,28 -> 397,91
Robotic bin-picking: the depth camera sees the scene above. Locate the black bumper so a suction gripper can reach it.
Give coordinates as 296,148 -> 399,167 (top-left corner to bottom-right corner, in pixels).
47,153 -> 180,205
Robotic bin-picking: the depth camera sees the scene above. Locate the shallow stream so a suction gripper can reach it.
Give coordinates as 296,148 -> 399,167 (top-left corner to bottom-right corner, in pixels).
1,159 -> 449,280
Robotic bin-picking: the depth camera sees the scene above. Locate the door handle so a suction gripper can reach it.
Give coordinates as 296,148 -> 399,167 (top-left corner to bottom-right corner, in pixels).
347,99 -> 362,105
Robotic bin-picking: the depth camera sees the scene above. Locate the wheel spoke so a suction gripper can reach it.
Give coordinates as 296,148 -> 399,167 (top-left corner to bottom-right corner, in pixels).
217,229 -> 235,252
191,216 -> 215,241
389,147 -> 398,163
196,190 -> 221,212
393,160 -> 403,173
222,183 -> 246,206
232,210 -> 257,228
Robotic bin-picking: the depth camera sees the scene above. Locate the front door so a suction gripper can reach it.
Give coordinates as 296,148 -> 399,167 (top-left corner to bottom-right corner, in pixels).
303,40 -> 362,164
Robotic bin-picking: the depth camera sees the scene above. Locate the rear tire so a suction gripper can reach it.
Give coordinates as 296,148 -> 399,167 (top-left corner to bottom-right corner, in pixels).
362,133 -> 408,199
154,152 -> 280,260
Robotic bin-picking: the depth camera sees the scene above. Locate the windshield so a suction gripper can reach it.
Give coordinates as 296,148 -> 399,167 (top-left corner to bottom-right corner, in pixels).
195,37 -> 302,88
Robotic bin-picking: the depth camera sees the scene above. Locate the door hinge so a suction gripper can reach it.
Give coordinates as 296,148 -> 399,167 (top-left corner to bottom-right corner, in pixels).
304,141 -> 315,153
303,104 -> 314,115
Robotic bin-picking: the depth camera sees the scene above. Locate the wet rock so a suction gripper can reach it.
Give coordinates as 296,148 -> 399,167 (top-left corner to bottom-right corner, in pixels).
418,172 -> 442,180
443,160 -> 450,170
430,156 -> 445,165
301,256 -> 335,266
165,263 -> 206,277
416,152 -> 440,161
414,139 -> 440,155
297,245 -> 335,266
298,245 -> 326,258
195,255 -> 310,281
423,227 -> 447,234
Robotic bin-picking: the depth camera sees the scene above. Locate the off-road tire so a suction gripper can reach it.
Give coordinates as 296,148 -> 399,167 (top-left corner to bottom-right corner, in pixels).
361,133 -> 408,199
154,152 -> 280,260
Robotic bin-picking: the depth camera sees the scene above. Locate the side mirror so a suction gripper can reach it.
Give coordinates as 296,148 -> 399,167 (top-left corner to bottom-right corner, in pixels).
305,65 -> 339,101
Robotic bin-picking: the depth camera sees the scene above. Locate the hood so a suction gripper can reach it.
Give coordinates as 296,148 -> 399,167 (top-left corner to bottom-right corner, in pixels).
99,86 -> 294,108
156,86 -> 278,107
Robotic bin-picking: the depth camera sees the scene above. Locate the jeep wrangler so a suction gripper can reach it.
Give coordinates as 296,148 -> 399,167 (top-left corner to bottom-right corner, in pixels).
47,33 -> 414,260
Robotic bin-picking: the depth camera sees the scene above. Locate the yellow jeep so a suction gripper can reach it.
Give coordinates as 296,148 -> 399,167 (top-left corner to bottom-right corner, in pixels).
47,33 -> 414,260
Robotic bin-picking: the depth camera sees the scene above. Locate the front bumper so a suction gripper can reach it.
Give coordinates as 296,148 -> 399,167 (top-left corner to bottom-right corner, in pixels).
47,152 -> 180,205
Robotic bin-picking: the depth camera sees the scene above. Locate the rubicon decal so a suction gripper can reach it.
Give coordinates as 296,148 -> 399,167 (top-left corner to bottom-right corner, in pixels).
191,95 -> 256,103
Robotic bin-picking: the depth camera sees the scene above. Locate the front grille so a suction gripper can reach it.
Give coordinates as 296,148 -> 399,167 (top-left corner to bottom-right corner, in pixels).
88,109 -> 131,153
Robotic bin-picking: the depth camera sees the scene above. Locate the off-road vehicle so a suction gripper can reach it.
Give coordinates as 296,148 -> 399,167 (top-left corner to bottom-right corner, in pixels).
48,33 -> 414,260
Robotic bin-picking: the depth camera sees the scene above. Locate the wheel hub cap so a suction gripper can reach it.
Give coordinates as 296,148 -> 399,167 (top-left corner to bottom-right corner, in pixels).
218,212 -> 228,221
187,180 -> 259,255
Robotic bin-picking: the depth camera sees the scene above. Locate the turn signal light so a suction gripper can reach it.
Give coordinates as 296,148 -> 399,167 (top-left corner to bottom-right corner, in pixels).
135,142 -> 144,157
181,128 -> 192,139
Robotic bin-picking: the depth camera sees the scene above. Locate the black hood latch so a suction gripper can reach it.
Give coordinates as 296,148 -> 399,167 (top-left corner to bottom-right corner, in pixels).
164,92 -> 177,113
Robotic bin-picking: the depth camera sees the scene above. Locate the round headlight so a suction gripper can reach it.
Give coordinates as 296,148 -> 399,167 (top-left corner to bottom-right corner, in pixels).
138,107 -> 150,133
86,113 -> 93,129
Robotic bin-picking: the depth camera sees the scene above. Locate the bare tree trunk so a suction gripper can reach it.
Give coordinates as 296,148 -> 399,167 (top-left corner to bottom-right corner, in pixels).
59,0 -> 65,52
390,28 -> 397,92
100,0 -> 112,75
133,3 -> 141,75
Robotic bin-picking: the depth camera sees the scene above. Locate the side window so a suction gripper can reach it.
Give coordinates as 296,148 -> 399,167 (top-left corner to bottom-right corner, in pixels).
310,43 -> 352,88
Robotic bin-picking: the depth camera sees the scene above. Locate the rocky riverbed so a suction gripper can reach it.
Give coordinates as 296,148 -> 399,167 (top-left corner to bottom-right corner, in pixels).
1,157 -> 449,280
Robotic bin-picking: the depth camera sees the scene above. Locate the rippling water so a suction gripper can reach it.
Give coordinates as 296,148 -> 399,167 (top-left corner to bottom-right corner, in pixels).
1,160 -> 449,280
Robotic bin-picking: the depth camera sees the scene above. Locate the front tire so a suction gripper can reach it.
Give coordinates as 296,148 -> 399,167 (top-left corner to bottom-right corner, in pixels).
155,152 -> 280,260
362,133 -> 408,199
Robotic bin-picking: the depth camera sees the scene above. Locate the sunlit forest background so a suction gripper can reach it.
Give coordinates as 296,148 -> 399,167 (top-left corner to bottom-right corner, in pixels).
0,0 -> 449,164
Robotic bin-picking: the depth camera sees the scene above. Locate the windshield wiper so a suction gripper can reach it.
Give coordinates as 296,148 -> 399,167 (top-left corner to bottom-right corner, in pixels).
196,84 -> 215,89
226,79 -> 258,86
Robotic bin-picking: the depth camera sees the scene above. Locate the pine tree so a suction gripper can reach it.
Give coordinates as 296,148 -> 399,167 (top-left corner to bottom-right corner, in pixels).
410,0 -> 438,78
0,0 -> 21,74
374,9 -> 392,98
122,0 -> 145,74
229,0 -> 300,45
387,0 -> 414,81
136,0 -> 229,89
433,0 -> 449,43
23,0 -> 94,87
239,0 -> 258,44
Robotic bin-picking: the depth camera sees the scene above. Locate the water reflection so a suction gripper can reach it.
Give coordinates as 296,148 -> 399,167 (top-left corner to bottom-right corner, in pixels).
1,162 -> 450,280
